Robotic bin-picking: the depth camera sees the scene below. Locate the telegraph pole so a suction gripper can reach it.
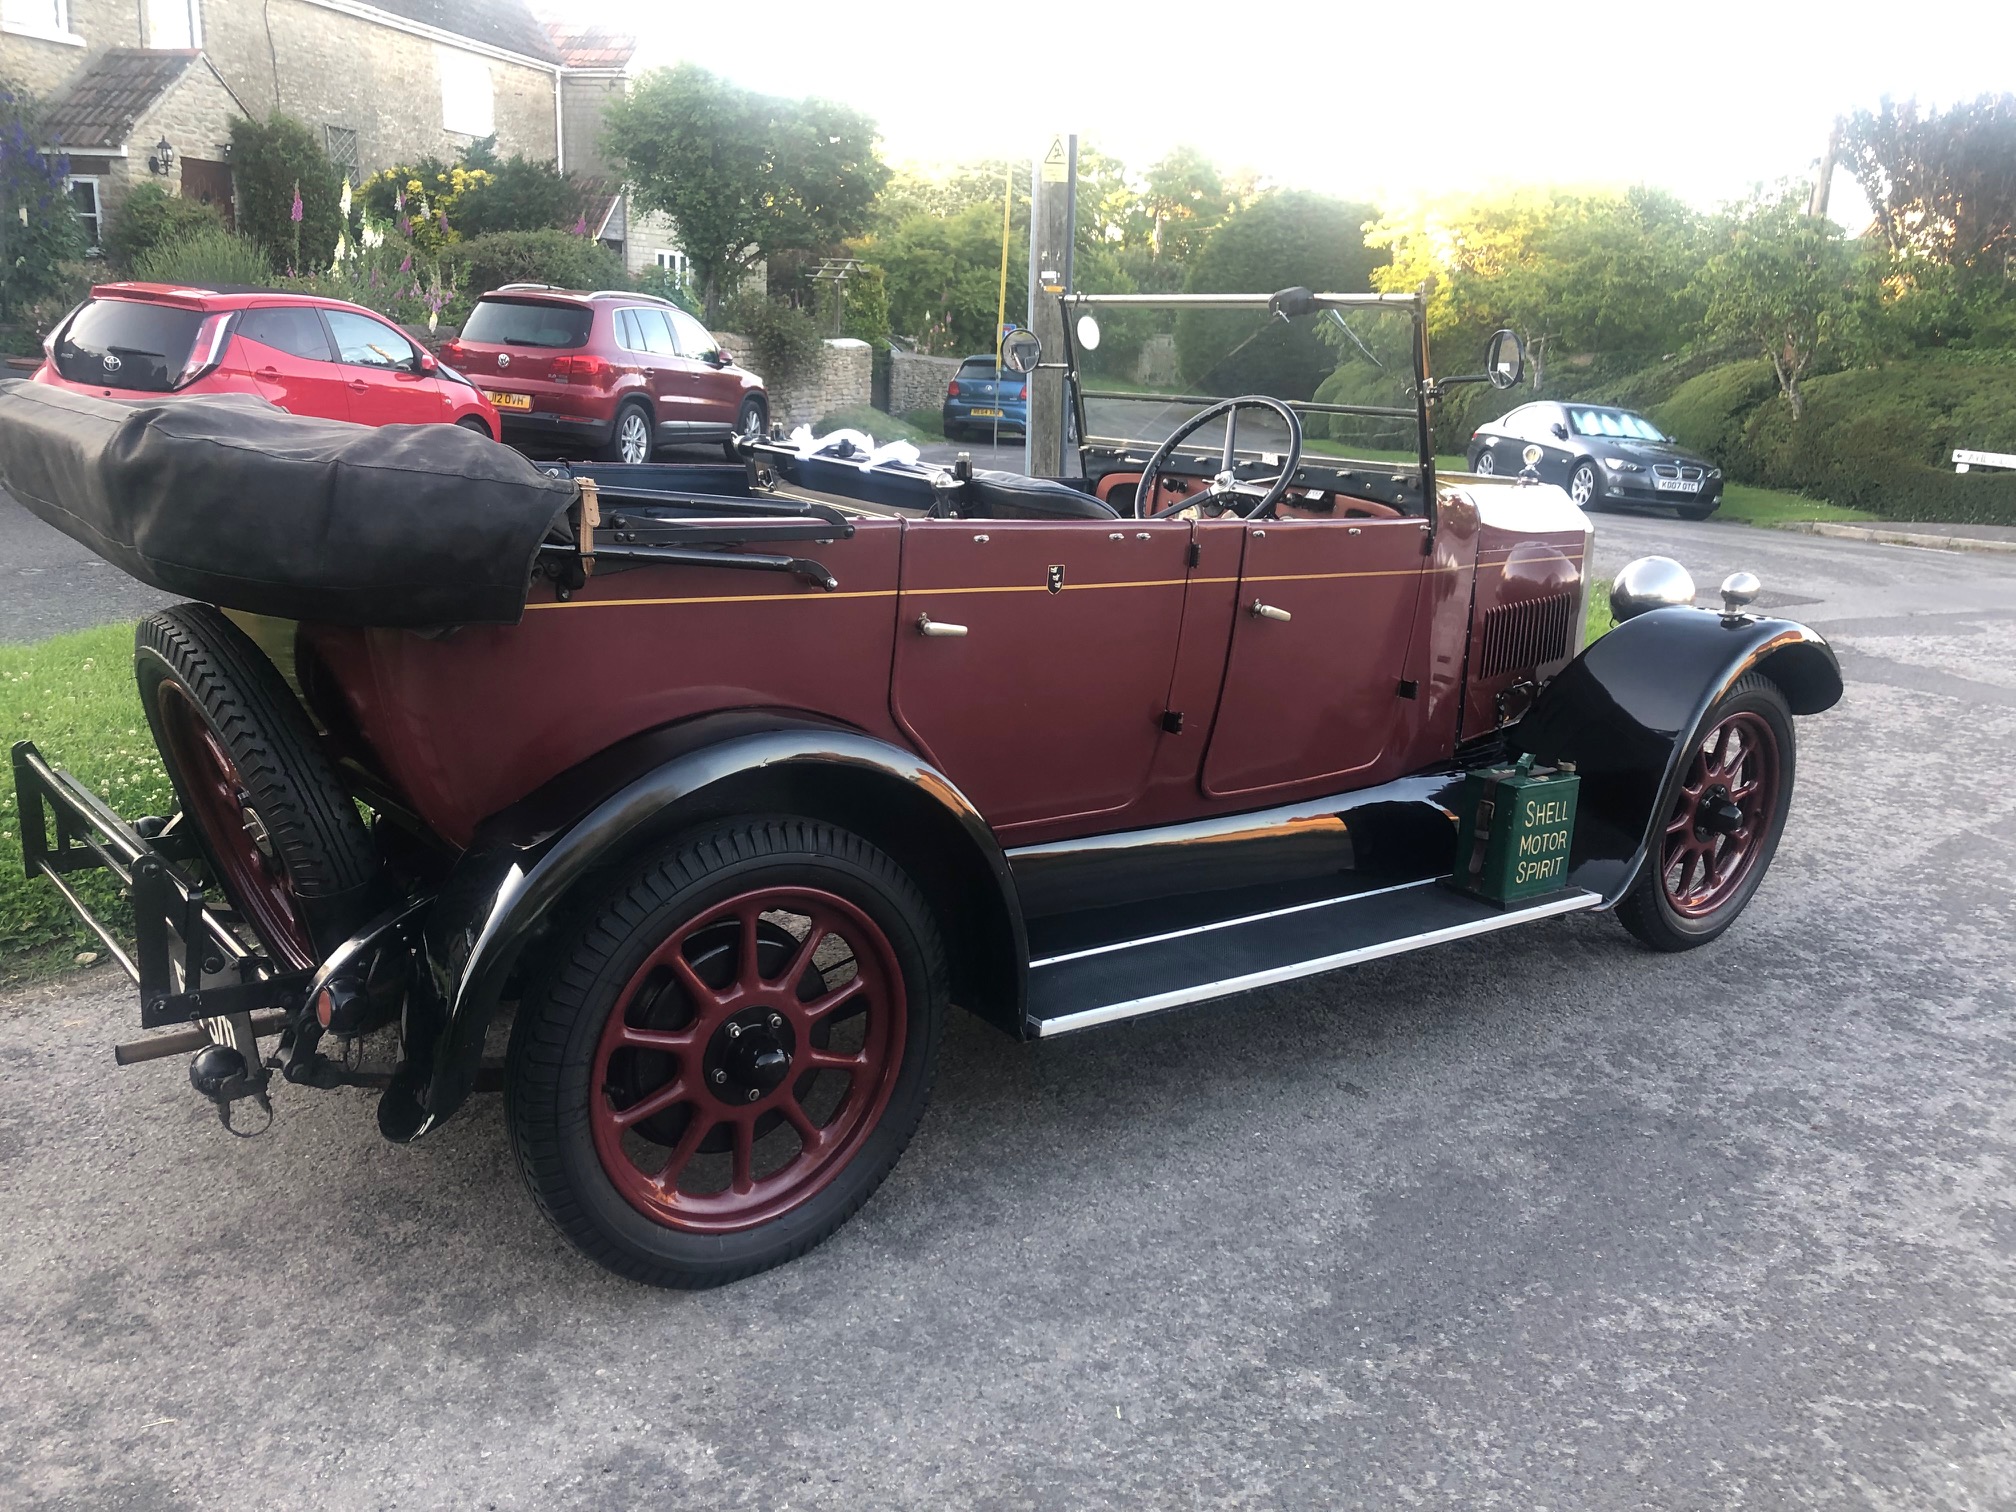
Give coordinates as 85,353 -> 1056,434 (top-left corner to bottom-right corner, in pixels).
1026,133 -> 1074,477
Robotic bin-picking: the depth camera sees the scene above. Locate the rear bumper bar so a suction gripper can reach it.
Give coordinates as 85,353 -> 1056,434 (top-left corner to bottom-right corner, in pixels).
10,740 -> 310,1059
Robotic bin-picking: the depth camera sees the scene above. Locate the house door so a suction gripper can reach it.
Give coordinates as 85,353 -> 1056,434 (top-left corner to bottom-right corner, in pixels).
1200,516 -> 1430,801
892,518 -> 1192,830
181,159 -> 234,230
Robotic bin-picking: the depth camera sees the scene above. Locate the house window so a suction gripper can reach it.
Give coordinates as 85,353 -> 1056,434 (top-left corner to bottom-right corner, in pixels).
1,0 -> 79,41
436,47 -> 493,137
324,125 -> 359,173
67,177 -> 101,250
653,249 -> 687,279
142,0 -> 199,48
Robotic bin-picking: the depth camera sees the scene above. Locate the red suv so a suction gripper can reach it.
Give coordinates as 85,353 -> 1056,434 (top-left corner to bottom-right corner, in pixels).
442,287 -> 767,463
36,284 -> 500,437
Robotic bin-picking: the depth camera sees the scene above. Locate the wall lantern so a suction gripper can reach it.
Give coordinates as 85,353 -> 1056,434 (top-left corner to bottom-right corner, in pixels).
147,137 -> 175,176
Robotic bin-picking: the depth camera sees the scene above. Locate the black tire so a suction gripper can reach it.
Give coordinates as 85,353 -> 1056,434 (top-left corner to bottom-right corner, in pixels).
601,400 -> 653,464
135,606 -> 380,965
1568,458 -> 1603,510
1618,674 -> 1795,952
943,420 -> 964,443
1678,500 -> 1719,522
456,415 -> 494,439
1473,449 -> 1496,476
725,397 -> 766,461
506,816 -> 946,1288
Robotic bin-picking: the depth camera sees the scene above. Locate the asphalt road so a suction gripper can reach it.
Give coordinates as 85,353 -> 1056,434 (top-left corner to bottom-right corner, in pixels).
5,486 -> 2016,1509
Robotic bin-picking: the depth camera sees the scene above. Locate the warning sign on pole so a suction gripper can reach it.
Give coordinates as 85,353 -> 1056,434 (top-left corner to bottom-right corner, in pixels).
1040,135 -> 1068,183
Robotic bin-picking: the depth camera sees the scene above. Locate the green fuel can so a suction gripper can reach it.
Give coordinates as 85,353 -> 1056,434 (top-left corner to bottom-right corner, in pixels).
1449,753 -> 1580,906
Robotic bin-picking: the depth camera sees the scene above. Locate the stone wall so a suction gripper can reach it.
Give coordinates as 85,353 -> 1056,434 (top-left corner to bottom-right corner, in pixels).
760,338 -> 871,430
888,350 -> 960,417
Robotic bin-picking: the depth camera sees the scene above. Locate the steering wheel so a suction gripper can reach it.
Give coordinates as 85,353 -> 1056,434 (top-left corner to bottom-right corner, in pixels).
1135,395 -> 1303,520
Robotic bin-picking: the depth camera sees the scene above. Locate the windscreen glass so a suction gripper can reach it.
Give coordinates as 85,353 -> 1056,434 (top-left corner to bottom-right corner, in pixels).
461,299 -> 593,348
1571,407 -> 1665,441
1071,301 -> 1423,467
53,299 -> 205,392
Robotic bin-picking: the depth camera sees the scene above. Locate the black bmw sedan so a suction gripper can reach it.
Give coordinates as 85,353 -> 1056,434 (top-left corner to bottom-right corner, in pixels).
1466,401 -> 1723,519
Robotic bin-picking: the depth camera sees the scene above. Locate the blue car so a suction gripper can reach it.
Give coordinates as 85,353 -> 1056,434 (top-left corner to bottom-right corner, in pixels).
942,354 -> 1028,441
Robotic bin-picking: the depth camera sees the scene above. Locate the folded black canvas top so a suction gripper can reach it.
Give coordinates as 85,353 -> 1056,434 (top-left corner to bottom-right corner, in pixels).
0,380 -> 576,626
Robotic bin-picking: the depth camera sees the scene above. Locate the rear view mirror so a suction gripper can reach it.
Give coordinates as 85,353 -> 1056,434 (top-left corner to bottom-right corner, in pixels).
1486,328 -> 1524,390
1002,329 -> 1041,374
1551,421 -> 1569,440
417,351 -> 437,374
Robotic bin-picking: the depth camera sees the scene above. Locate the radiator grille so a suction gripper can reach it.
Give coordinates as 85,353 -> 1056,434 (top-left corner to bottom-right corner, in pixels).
1478,592 -> 1579,680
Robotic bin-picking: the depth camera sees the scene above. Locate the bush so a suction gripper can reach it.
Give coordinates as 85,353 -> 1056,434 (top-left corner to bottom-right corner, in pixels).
1,87 -> 88,319
102,182 -> 223,274
631,264 -> 702,316
230,113 -> 344,273
132,227 -> 274,288
454,229 -> 625,298
279,237 -> 463,331
722,293 -> 823,390
452,154 -> 590,238
1652,359 -> 1779,462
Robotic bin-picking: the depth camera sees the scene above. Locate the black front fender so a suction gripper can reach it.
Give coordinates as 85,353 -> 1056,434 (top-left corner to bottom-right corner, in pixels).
1511,607 -> 1841,906
377,711 -> 1025,1142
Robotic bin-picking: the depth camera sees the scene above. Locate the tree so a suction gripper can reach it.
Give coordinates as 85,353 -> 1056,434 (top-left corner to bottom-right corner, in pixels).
1693,190 -> 1867,420
0,85 -> 86,320
1843,93 -> 2016,276
1177,190 -> 1382,396
1143,145 -> 1232,263
605,65 -> 889,318
871,201 -> 1028,354
230,113 -> 344,273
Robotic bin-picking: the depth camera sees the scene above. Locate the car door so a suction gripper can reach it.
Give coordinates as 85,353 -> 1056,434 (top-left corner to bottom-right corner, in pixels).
668,308 -> 741,427
323,307 -> 448,427
231,304 -> 355,421
1199,515 -> 1430,801
624,307 -> 689,434
891,517 -> 1194,830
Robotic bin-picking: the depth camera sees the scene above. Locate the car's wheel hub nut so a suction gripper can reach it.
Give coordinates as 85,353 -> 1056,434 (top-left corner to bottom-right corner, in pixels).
1698,785 -> 1744,837
705,1010 -> 794,1102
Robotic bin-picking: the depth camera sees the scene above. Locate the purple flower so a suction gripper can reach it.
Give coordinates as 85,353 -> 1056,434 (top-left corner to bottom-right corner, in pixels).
290,182 -> 303,224
438,211 -> 448,231
399,217 -> 412,237
399,253 -> 412,273
572,213 -> 587,236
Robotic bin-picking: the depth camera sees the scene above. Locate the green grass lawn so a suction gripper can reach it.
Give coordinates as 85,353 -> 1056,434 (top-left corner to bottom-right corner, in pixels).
1587,579 -> 1616,642
1,624 -> 173,982
1708,483 -> 1878,527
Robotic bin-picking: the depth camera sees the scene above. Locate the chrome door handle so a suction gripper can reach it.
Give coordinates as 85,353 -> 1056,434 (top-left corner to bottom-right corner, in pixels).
916,613 -> 968,638
1250,600 -> 1292,622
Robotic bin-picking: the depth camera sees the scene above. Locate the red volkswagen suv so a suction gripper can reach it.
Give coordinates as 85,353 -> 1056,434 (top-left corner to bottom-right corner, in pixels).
35,284 -> 500,437
441,287 -> 767,463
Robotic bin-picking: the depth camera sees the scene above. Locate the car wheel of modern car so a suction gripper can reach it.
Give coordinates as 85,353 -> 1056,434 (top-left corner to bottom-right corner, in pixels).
135,605 -> 381,968
1568,460 -> 1602,509
1473,450 -> 1496,476
456,416 -> 493,439
725,398 -> 767,461
507,816 -> 946,1289
943,420 -> 964,442
603,402 -> 653,465
1617,674 -> 1794,953
1678,500 -> 1718,521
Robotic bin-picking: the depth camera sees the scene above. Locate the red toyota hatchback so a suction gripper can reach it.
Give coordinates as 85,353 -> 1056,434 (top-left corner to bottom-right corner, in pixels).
441,288 -> 766,463
35,283 -> 500,438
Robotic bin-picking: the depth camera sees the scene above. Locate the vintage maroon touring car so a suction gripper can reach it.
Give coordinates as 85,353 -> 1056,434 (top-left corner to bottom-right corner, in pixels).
2,289 -> 1841,1287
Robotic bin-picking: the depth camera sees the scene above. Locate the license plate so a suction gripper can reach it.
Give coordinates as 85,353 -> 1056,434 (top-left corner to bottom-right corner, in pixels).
970,408 -> 1003,418
1654,477 -> 1702,493
486,391 -> 532,412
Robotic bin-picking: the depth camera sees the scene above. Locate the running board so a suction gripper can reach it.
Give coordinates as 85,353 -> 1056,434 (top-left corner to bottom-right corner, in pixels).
1025,879 -> 1601,1037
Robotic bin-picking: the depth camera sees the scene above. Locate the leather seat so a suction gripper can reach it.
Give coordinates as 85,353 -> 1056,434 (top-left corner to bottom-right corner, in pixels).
958,470 -> 1119,521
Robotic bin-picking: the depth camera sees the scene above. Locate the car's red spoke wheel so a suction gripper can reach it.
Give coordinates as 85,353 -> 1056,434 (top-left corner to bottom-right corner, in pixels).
508,818 -> 944,1288
153,682 -> 317,968
588,887 -> 907,1234
1658,710 -> 1781,917
1619,673 -> 1797,952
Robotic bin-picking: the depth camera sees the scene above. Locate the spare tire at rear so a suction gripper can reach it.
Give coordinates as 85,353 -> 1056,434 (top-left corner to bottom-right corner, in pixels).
136,605 -> 380,967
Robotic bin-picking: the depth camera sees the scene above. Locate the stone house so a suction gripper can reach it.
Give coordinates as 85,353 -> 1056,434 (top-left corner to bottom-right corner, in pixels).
1,0 -> 688,275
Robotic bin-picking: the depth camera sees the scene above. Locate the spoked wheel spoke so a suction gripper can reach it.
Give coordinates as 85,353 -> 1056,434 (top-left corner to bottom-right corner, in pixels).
610,1077 -> 689,1129
1657,708 -> 1784,920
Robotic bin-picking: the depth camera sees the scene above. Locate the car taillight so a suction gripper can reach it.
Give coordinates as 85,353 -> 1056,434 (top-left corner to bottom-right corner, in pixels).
554,355 -> 611,384
173,312 -> 234,389
947,380 -> 960,397
440,338 -> 465,364
1017,384 -> 1028,400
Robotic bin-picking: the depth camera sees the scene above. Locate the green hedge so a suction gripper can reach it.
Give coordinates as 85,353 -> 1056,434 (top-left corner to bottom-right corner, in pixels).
1646,355 -> 2016,525
455,230 -> 626,299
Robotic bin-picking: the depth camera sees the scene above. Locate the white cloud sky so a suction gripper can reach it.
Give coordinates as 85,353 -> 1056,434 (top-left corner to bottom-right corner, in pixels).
622,0 -> 2016,229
